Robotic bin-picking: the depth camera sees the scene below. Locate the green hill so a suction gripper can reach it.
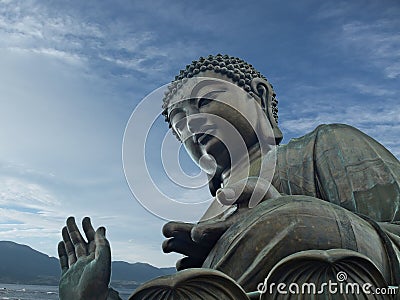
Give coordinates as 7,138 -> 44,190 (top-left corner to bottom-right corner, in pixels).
0,241 -> 175,289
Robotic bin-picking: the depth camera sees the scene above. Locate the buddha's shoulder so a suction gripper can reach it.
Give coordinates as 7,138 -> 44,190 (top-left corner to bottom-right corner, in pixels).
281,123 -> 372,149
275,123 -> 398,166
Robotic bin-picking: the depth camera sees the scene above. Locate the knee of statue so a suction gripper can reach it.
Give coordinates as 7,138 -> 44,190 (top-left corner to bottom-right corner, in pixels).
259,249 -> 389,300
201,196 -> 396,292
129,269 -> 249,300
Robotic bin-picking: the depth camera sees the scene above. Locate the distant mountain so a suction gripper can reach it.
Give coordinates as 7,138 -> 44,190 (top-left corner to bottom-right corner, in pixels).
0,241 -> 175,289
112,261 -> 175,282
0,241 -> 60,285
111,261 -> 175,290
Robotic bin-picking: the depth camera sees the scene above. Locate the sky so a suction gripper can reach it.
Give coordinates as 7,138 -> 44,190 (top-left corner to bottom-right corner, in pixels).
0,0 -> 399,268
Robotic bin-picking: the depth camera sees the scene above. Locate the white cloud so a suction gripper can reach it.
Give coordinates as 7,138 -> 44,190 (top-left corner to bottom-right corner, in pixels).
279,77 -> 399,159
340,21 -> 400,79
385,62 -> 400,79
0,175 -> 65,257
352,82 -> 396,97
31,48 -> 85,65
313,2 -> 400,79
281,107 -> 400,159
0,176 -> 60,209
0,210 -> 60,238
99,54 -> 149,72
0,0 -> 205,81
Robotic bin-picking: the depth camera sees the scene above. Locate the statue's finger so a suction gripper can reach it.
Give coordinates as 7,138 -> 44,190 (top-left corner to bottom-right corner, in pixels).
62,226 -> 77,266
94,227 -> 111,262
66,216 -> 87,258
176,256 -> 204,271
82,217 -> 96,254
162,237 -> 209,259
191,220 -> 229,245
57,241 -> 69,274
162,221 -> 194,239
94,227 -> 111,282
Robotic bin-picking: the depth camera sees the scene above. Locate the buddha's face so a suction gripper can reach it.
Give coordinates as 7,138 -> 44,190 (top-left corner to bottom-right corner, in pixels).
167,72 -> 269,174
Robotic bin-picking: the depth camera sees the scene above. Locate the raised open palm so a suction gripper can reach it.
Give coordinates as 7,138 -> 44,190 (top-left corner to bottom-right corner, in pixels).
58,217 -> 119,300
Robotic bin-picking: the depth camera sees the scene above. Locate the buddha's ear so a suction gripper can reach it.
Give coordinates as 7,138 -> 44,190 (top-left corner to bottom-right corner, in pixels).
250,78 -> 283,144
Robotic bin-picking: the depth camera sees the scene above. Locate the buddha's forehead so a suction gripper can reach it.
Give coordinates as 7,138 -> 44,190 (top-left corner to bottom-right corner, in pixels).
167,73 -> 249,111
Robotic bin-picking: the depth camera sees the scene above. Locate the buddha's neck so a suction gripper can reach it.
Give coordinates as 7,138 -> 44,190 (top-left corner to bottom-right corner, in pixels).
220,143 -> 263,187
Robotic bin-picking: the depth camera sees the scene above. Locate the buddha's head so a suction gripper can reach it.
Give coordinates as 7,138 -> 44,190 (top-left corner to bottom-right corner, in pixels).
162,54 -> 282,193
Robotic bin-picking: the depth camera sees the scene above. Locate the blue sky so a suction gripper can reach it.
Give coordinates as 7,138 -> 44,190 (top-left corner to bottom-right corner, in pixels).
0,0 -> 399,267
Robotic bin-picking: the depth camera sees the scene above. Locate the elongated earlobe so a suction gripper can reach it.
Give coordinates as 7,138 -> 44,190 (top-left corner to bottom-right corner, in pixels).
251,78 -> 283,144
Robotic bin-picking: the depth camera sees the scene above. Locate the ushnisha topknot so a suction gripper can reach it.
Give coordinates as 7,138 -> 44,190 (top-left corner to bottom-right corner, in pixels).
162,54 -> 279,127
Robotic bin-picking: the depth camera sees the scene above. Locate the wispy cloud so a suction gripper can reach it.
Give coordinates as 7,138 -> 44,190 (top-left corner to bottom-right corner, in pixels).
0,0 -> 205,81
0,174 -> 65,258
0,1 -> 92,65
351,82 -> 396,97
314,3 -> 351,20
313,2 -> 400,80
280,83 -> 400,158
341,21 -> 400,78
0,176 -> 59,208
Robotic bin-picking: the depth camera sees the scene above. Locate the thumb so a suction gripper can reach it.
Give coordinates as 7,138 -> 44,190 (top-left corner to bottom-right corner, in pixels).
94,227 -> 111,274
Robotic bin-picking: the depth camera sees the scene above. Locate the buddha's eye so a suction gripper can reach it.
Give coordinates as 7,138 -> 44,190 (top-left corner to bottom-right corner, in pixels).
198,98 -> 212,108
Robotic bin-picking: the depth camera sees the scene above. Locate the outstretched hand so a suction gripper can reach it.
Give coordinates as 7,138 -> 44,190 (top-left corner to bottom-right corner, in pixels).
162,221 -> 212,270
58,217 -> 111,300
162,178 -> 281,271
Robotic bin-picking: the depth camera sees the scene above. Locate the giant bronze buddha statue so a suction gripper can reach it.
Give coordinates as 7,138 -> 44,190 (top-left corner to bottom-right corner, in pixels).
58,54 -> 400,299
